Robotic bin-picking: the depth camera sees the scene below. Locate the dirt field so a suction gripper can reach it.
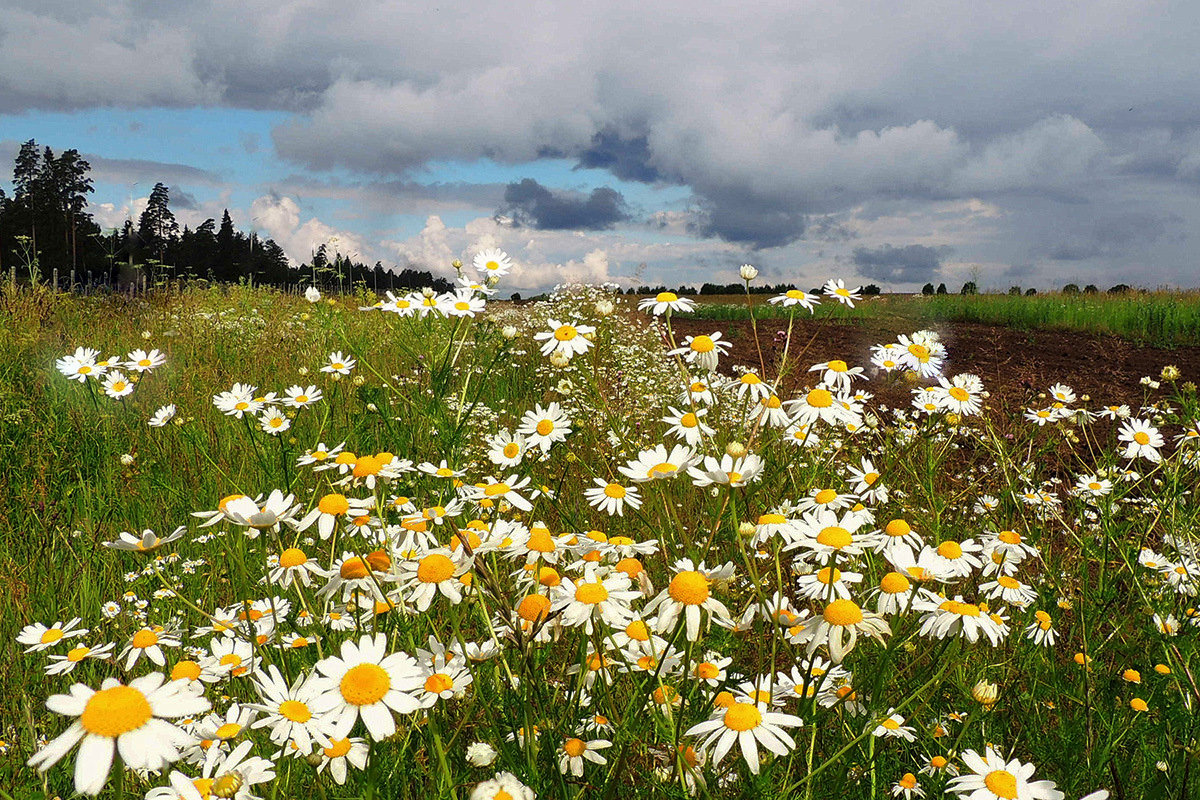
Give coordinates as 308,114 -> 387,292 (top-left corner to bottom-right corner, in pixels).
665,315 -> 1200,411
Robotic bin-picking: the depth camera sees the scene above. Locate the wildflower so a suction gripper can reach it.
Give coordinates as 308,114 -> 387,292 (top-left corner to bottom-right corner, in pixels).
947,746 -> 1064,800
644,559 -> 734,641
149,404 -> 177,427
684,700 -> 803,774
558,736 -> 612,776
473,248 -> 513,278
893,772 -> 926,799
125,348 -> 166,372
670,332 -> 732,372
918,597 -> 1005,645
294,493 -> 373,540
517,402 -> 573,452
470,475 -> 534,512
535,318 -> 595,359
770,288 -> 820,311
873,711 -> 916,741
584,478 -> 642,516
1118,419 -> 1164,462
311,633 -> 423,740
662,406 -> 715,446
28,673 -> 210,795
487,430 -> 528,468
321,351 -> 356,376
45,642 -> 115,676
305,285 -> 321,302
554,566 -> 640,633
823,278 -> 862,307
399,549 -> 472,611
810,359 -> 865,393
739,263 -> 759,281
790,598 -> 890,662
638,291 -> 696,316
18,618 -> 89,653
103,526 -> 186,553
687,453 -> 764,488
102,370 -> 134,399
971,679 -> 1000,708
1024,610 -> 1058,647
466,741 -> 498,767
471,772 -> 535,800
283,384 -> 323,409
619,444 -> 696,483
56,346 -> 102,382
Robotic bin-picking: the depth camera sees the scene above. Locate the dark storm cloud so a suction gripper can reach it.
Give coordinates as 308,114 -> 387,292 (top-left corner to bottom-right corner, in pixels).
575,130 -> 662,183
499,179 -> 630,230
691,191 -> 808,250
852,244 -> 951,283
170,188 -> 199,210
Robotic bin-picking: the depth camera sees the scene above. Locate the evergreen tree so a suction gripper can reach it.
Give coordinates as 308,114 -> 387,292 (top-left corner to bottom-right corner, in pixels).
136,183 -> 178,264
215,210 -> 238,280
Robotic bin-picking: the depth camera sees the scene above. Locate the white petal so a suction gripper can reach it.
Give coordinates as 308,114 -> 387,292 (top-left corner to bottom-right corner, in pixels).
75,735 -> 115,796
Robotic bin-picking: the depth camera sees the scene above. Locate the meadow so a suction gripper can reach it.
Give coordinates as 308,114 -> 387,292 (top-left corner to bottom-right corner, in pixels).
2,267 -> 1198,800
681,291 -> 1200,348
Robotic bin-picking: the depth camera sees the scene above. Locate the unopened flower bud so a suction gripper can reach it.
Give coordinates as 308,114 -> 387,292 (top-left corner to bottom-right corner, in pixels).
725,441 -> 747,458
502,325 -> 518,339
971,679 -> 999,708
739,264 -> 759,281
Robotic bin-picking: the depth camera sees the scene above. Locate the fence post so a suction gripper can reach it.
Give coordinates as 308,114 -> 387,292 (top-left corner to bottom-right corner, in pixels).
52,268 -> 59,291
70,268 -> 76,291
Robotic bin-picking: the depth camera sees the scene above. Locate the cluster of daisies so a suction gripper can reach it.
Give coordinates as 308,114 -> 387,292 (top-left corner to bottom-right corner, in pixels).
55,346 -> 166,400
32,261 -> 1189,799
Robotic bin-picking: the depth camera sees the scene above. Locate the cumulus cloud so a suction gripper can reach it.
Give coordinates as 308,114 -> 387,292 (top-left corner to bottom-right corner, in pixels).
499,179 -> 629,230
250,194 -> 370,265
852,244 -> 951,284
5,1 -> 1200,283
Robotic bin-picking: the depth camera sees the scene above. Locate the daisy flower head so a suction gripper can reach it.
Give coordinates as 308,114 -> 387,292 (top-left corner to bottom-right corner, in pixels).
823,278 -> 862,307
687,452 -> 764,488
415,660 -> 474,708
258,406 -> 290,435
321,351 -> 356,376
311,633 -> 423,740
56,346 -> 102,382
1118,418 -> 1164,462
895,332 -> 947,378
517,402 -> 572,453
619,443 -> 697,483
45,642 -> 115,676
662,405 -> 715,446
269,546 -> 326,588
488,430 -> 528,468
644,559 -> 734,641
28,673 -> 211,795
295,493 -> 373,540
120,625 -> 180,670
788,386 -> 861,428
638,290 -> 696,316
220,490 -> 302,533
790,598 -> 891,662
103,526 -> 186,553
585,478 -> 642,516
553,565 -> 640,633
947,746 -> 1064,800
809,359 -> 865,393
399,547 -> 472,611
149,404 -> 177,428
446,288 -> 487,317
937,374 -> 985,416
283,384 -> 323,409
872,710 -> 916,741
470,475 -> 534,512
684,699 -> 803,775
670,332 -> 732,372
473,248 -> 513,278
535,318 -> 595,359
893,773 -> 926,799
770,288 -> 820,311
318,736 -> 370,784
102,370 -> 134,399
18,618 -> 89,653
125,348 -> 166,373
470,772 -> 536,800
558,735 -> 612,776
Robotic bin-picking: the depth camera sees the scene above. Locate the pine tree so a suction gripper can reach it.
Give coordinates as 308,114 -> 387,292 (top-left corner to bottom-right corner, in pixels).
137,183 -> 179,264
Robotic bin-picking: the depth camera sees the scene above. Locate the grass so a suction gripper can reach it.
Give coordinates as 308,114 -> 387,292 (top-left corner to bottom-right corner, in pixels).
673,291 -> 1200,347
3,281 -> 1200,799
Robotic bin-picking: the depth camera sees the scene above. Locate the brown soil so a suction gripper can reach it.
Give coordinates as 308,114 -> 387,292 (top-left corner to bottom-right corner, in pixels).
665,316 -> 1200,411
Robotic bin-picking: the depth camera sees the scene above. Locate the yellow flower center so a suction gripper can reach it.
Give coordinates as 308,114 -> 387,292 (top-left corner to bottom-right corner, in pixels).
997,576 -> 1020,589
723,702 -> 762,731
503,443 -> 520,458
984,769 -> 1019,799
40,629 -> 65,645
340,663 -> 391,706
907,343 -> 930,360
79,685 -> 153,737
656,291 -> 678,302
806,388 -> 833,408
131,629 -> 159,649
668,571 -> 711,605
880,572 -> 911,594
816,526 -> 852,549
295,394 -> 309,404
817,567 -> 842,584
696,662 -> 720,679
214,722 -> 242,739
563,738 -> 588,757
279,547 -> 308,568
340,557 -> 371,580
277,700 -> 311,722
425,673 -> 454,694
554,324 -> 578,341
455,302 -> 470,311
937,541 -> 964,559
823,599 -> 864,626
680,412 -> 699,428
758,513 -> 786,525
325,738 -> 353,758
881,718 -> 901,730
625,620 -> 650,640
814,489 -> 838,505
604,483 -> 626,499
998,530 -> 1021,545
575,582 -> 610,604
647,462 -> 678,478
690,335 -> 716,353
949,386 -> 970,402
1134,431 -> 1151,445
484,482 -> 511,497
885,519 -> 912,537
517,594 -> 551,622
417,553 -> 456,583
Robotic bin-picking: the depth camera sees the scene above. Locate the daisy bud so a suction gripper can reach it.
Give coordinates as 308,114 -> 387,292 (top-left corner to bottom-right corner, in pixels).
298,366 -> 309,375
502,326 -> 518,339
353,375 -> 365,386
739,263 -> 759,281
306,751 -> 323,766
305,285 -> 321,303
595,299 -> 615,316
725,441 -> 747,458
120,453 -> 135,466
452,259 -> 463,270
423,287 -> 435,297
466,741 -> 498,767
549,352 -> 570,368
1161,365 -> 1180,381
140,330 -> 152,340
971,679 -> 999,708
738,521 -> 757,538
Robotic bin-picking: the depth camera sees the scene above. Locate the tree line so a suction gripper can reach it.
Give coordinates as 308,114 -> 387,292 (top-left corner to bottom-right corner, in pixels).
0,139 -> 450,293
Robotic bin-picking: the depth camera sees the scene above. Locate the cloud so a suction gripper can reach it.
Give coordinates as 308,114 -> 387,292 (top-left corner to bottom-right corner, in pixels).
249,193 -> 371,266
852,243 -> 951,284
499,178 -> 630,230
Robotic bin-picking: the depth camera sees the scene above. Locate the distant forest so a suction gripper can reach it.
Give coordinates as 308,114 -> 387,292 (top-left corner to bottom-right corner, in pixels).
0,140 -> 450,293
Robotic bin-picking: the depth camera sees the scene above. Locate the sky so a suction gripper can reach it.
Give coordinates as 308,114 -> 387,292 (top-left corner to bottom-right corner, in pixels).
1,1 -> 1199,293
